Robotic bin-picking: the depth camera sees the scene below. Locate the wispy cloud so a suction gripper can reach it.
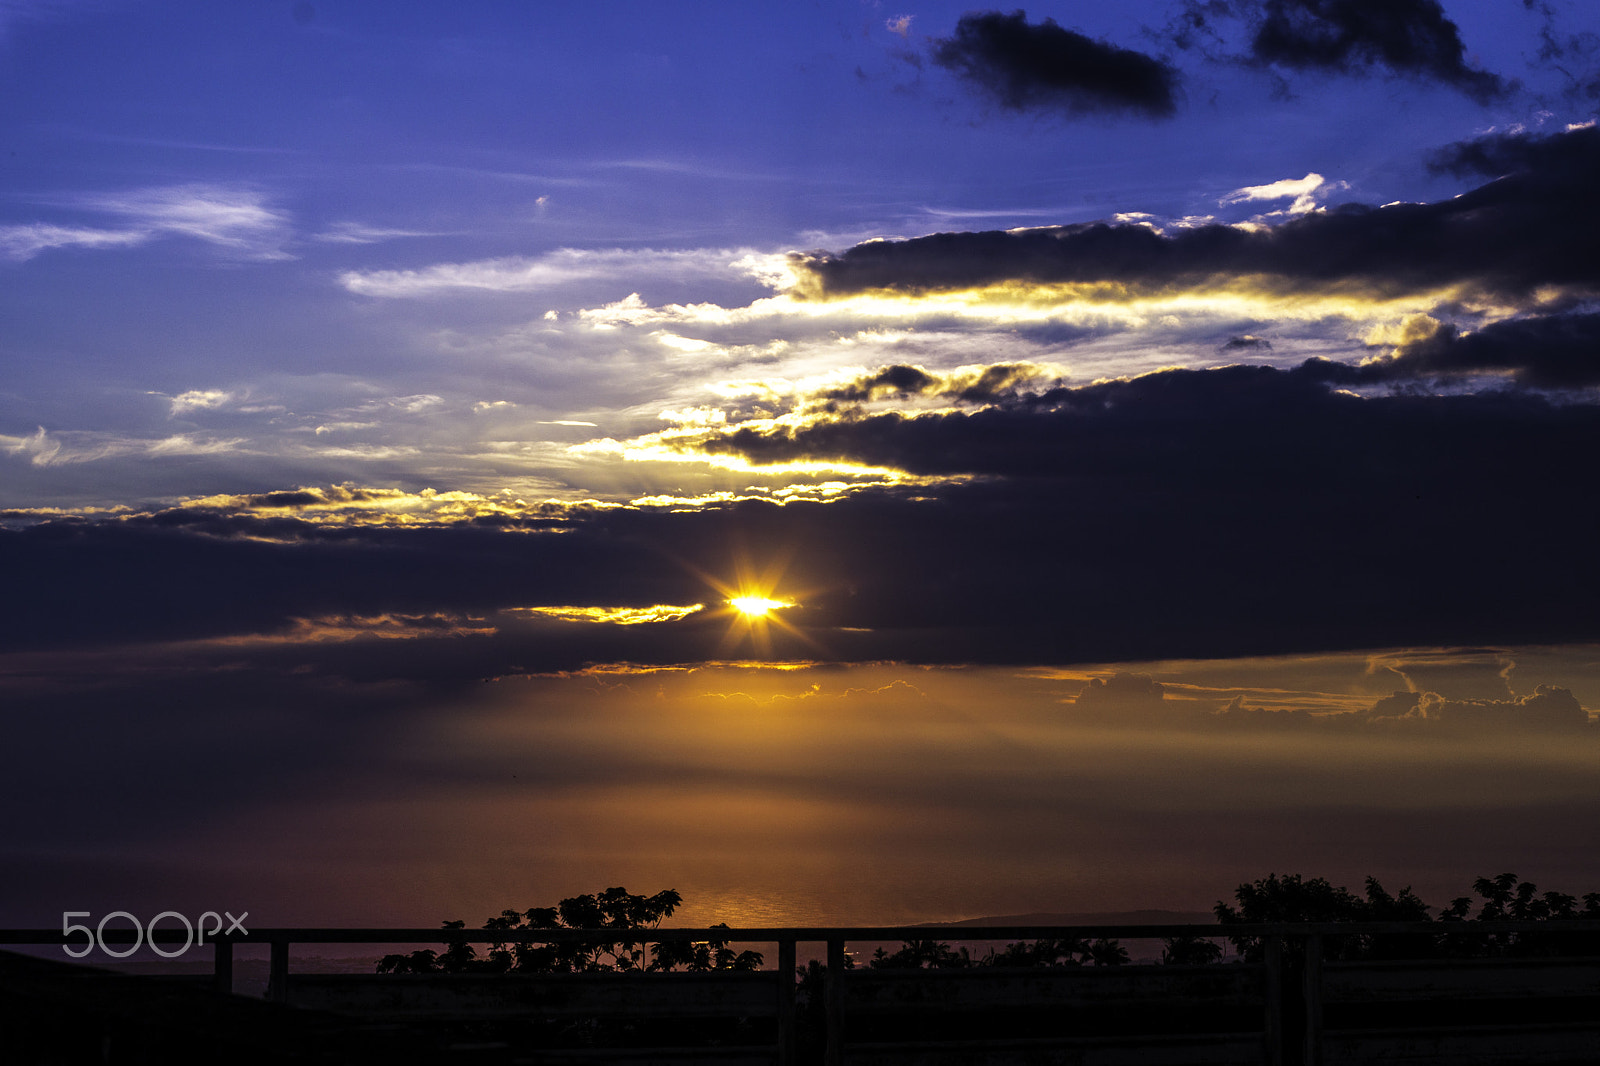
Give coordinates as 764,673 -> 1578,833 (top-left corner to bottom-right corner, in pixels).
49,126 -> 302,155
1,427 -> 61,465
312,222 -> 451,245
340,247 -> 773,298
1,427 -> 245,466
78,184 -> 291,258
4,184 -> 292,262
0,223 -> 146,261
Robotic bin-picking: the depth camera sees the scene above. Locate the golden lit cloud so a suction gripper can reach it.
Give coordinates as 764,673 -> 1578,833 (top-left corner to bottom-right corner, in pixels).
526,660 -> 826,678
202,612 -> 496,646
573,276 -> 1531,344
584,436 -> 924,479
1362,312 -> 1447,349
567,359 -> 1068,492
0,501 -> 134,528
127,484 -> 617,530
508,604 -> 705,625
553,358 -> 1066,502
625,482 -> 871,508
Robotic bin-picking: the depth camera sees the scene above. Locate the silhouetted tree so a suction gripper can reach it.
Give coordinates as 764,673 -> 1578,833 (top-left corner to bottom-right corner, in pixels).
650,924 -> 764,972
1438,872 -> 1600,957
374,948 -> 439,974
1216,873 -> 1429,961
377,887 -> 762,974
1218,871 -> 1600,962
869,939 -> 971,969
1161,934 -> 1223,965
981,937 -> 1088,967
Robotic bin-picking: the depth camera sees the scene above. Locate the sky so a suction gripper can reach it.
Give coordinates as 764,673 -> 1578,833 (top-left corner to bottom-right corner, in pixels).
4,0 -> 1600,932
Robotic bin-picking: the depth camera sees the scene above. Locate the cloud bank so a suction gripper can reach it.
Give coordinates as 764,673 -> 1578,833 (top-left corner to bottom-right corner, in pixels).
788,126 -> 1600,308
7,353 -> 1599,668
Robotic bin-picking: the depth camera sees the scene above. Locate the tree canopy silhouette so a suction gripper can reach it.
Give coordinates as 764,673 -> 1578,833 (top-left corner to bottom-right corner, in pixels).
376,887 -> 763,974
1217,872 -> 1600,961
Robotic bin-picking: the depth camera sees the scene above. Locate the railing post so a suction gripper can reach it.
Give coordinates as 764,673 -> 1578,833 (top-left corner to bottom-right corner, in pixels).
778,938 -> 797,1066
1301,933 -> 1323,1066
1263,935 -> 1285,1066
212,936 -> 233,995
267,934 -> 290,1004
826,937 -> 846,1066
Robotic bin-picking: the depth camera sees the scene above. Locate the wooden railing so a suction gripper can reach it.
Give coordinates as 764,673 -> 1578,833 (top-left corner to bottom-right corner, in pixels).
7,920 -> 1600,1065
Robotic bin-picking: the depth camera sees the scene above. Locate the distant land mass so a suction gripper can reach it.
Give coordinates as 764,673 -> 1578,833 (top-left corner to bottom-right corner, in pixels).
932,910 -> 1217,927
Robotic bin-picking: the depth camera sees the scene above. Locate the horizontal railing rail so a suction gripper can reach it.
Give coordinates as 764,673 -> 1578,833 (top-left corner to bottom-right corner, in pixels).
11,918 -> 1600,945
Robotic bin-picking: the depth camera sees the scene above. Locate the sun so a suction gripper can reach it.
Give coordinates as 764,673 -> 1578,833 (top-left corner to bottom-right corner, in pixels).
730,595 -> 791,619
673,546 -> 821,657
720,589 -> 804,655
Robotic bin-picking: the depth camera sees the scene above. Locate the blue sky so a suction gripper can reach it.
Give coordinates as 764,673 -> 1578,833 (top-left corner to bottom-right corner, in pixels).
5,1 -> 1600,929
5,0 -> 1592,507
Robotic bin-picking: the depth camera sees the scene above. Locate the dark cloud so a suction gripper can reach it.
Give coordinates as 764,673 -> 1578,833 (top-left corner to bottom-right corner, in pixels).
820,364 -> 937,402
817,362 -> 1054,404
1221,334 -> 1273,351
931,10 -> 1180,119
1167,0 -> 1507,101
1522,0 -> 1600,103
687,366 -> 1600,657
1249,0 -> 1507,101
0,515 -> 673,654
237,485 -> 386,510
1429,122 -> 1600,181
700,362 -> 1600,478
1305,312 -> 1600,389
793,126 -> 1600,307
8,364 -> 1600,669
947,363 -> 1056,402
